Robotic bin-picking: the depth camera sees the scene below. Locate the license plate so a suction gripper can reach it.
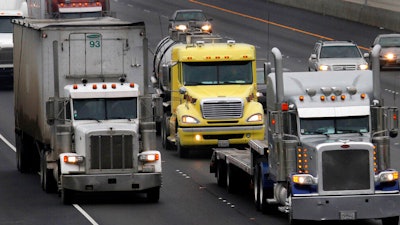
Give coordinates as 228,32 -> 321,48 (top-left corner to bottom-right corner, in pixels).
339,211 -> 356,220
218,140 -> 229,147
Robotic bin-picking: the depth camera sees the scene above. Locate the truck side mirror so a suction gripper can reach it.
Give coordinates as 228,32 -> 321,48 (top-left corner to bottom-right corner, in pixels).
46,99 -> 55,125
46,97 -> 68,125
161,64 -> 171,91
387,107 -> 399,138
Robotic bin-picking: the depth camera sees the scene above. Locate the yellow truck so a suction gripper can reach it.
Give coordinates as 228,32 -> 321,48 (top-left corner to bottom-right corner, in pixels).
152,34 -> 265,157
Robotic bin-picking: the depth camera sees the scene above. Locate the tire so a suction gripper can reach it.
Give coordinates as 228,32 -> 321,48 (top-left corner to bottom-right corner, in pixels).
16,134 -> 31,173
382,216 -> 400,225
253,165 -> 261,211
226,164 -> 238,193
61,188 -> 74,205
216,161 -> 227,187
176,136 -> 189,158
146,187 -> 160,203
40,150 -> 58,193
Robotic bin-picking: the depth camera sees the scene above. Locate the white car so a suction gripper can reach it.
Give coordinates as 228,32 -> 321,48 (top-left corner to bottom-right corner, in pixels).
308,40 -> 369,71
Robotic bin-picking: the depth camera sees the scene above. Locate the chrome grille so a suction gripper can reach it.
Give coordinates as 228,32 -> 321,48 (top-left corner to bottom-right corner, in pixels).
90,135 -> 133,170
201,99 -> 243,119
332,64 -> 356,71
0,47 -> 13,65
322,150 -> 370,191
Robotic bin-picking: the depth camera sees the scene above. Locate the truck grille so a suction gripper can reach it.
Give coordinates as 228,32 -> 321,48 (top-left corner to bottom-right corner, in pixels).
0,47 -> 12,65
201,99 -> 243,119
322,150 -> 370,191
90,135 -> 133,170
332,64 -> 356,71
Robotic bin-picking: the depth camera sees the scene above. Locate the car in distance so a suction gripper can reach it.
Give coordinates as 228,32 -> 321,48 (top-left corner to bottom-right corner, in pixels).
370,33 -> 400,69
308,40 -> 369,71
168,9 -> 212,34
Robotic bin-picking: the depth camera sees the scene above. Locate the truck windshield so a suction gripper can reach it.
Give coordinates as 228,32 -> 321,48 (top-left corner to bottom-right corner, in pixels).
73,98 -> 138,120
182,61 -> 253,85
0,17 -> 18,33
300,116 -> 369,135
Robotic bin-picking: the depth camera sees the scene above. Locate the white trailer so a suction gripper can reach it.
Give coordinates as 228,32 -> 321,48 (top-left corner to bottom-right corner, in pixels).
13,17 -> 161,204
0,0 -> 27,88
210,46 -> 400,225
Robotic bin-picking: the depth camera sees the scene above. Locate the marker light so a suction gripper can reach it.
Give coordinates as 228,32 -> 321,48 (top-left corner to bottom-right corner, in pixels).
292,174 -> 315,185
63,155 -> 84,164
360,93 -> 366,99
281,102 -> 289,111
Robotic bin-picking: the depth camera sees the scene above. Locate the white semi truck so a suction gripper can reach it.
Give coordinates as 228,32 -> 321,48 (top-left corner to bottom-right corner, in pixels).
13,17 -> 162,204
210,45 -> 400,224
0,0 -> 27,88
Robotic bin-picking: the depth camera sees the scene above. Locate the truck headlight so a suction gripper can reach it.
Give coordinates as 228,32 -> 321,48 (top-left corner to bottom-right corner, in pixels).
318,65 -> 330,71
247,113 -> 263,122
376,170 -> 399,183
139,152 -> 160,162
63,155 -> 84,164
138,151 -> 162,173
182,115 -> 199,124
292,174 -> 316,185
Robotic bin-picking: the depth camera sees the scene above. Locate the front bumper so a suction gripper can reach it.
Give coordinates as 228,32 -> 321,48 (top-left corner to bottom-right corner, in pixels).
61,172 -> 162,192
178,125 -> 265,146
292,193 -> 400,220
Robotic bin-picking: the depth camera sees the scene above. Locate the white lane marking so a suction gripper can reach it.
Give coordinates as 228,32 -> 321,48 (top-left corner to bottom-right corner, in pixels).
0,134 -> 99,225
73,204 -> 99,225
0,134 -> 16,152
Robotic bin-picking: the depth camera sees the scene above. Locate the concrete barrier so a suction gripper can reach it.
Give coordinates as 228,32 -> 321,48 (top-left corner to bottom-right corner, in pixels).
268,0 -> 400,32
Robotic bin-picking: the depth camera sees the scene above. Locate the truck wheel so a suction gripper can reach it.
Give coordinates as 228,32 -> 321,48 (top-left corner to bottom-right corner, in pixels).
253,165 -> 261,211
226,164 -> 238,193
40,150 -> 57,193
216,160 -> 227,187
161,114 -> 173,150
177,138 -> 189,158
61,188 -> 74,205
16,134 -> 31,173
382,216 -> 399,225
146,187 -> 160,203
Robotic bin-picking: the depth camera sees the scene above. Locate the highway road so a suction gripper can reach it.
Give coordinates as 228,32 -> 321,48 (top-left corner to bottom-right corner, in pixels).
1,0 -> 400,224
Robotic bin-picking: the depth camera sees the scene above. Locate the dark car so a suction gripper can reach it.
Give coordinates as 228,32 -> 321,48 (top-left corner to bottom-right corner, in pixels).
168,9 -> 212,34
256,68 -> 267,110
370,33 -> 400,69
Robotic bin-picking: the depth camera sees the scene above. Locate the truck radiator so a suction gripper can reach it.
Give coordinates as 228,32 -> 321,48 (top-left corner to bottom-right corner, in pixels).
322,150 -> 370,191
201,99 -> 243,119
90,135 -> 133,170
